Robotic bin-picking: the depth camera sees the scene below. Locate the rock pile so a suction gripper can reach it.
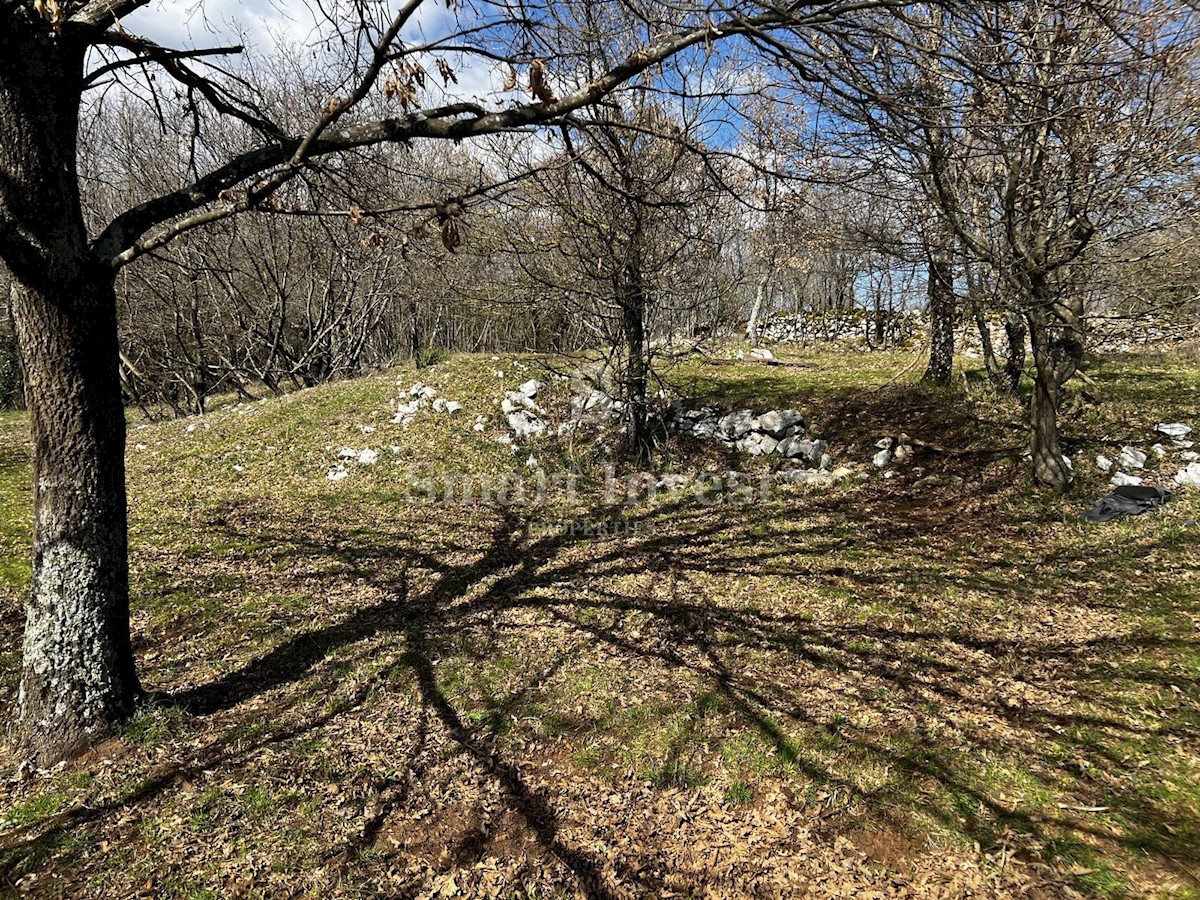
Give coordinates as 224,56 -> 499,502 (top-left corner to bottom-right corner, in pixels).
575,388 -> 627,422
871,435 -> 914,470
755,310 -> 918,348
502,379 -> 547,440
668,404 -> 831,466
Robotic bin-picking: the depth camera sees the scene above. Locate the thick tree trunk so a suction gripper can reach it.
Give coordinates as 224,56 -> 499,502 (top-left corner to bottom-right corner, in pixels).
1027,292 -> 1083,492
923,238 -> 955,386
11,276 -> 139,764
1029,351 -> 1072,490
1,16 -> 140,764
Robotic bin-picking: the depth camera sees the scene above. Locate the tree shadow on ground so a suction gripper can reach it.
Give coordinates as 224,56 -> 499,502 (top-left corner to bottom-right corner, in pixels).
3,486 -> 1198,895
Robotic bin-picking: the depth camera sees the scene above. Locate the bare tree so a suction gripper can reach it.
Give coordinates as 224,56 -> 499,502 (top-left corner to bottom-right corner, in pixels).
763,0 -> 1200,487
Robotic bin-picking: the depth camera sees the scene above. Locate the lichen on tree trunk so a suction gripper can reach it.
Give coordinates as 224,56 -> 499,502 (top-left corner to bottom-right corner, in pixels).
2,14 -> 140,764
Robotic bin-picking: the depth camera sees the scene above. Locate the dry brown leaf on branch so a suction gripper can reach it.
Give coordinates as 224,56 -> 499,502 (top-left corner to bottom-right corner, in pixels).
33,0 -> 64,30
323,96 -> 343,116
436,59 -> 458,87
441,218 -> 461,253
348,205 -> 365,227
433,197 -> 464,252
502,66 -> 518,92
529,59 -> 556,104
384,78 -> 419,110
400,58 -> 427,89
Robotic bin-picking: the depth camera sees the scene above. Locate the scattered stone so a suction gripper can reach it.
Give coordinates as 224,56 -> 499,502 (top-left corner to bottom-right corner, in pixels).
872,448 -> 893,468
526,455 -> 540,469
392,399 -> 421,424
1155,422 -> 1192,438
473,416 -> 486,433
1175,462 -> 1200,487
507,411 -> 546,440
749,347 -> 775,361
1118,446 -> 1147,470
357,449 -> 379,466
326,464 -> 349,481
359,425 -> 376,435
1110,471 -> 1143,486
874,437 -> 894,450
1151,443 -> 1169,458
518,379 -> 543,398
408,382 -> 437,400
892,443 -> 914,464
1096,454 -> 1113,472
656,474 -> 690,490
781,469 -> 833,487
337,447 -> 358,461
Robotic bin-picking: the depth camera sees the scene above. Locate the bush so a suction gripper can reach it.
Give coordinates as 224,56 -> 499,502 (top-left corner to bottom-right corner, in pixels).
414,343 -> 448,370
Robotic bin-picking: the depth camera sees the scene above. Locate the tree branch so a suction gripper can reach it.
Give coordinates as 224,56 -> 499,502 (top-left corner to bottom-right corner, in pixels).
94,9 -> 792,268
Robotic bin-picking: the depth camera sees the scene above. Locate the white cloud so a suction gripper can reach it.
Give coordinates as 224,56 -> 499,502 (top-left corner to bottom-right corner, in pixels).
121,0 -> 502,110
123,0 -> 315,49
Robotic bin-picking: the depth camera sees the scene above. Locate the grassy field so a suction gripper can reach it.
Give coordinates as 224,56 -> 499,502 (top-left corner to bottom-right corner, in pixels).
0,348 -> 1198,898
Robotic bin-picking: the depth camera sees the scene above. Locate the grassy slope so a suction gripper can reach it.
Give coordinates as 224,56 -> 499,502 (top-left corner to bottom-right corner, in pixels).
0,349 -> 1197,898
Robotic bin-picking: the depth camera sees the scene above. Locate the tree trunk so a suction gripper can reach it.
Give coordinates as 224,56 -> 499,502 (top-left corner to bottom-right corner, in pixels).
1002,312 -> 1027,394
968,295 -> 1004,387
745,272 -> 768,345
923,235 -> 955,386
1027,292 -> 1083,492
620,260 -> 651,467
1030,348 -> 1072,490
2,16 -> 140,764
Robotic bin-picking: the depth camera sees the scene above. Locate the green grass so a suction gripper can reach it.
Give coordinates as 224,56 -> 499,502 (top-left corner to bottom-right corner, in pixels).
0,411 -> 31,596
0,348 -> 1198,896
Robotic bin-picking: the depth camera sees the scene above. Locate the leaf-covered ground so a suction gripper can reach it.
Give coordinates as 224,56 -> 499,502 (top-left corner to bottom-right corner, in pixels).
0,348 -> 1198,898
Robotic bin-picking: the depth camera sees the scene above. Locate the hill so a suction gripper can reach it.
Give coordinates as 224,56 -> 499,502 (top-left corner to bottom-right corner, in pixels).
1,348 -> 1199,898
